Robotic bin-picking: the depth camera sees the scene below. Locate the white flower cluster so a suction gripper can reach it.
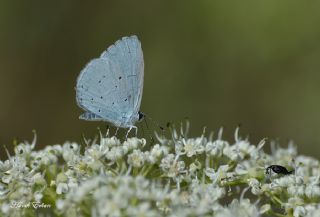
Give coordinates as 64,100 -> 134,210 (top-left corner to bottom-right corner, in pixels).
0,124 -> 319,217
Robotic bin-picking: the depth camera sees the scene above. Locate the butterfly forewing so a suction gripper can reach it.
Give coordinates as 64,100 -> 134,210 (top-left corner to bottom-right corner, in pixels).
100,36 -> 144,118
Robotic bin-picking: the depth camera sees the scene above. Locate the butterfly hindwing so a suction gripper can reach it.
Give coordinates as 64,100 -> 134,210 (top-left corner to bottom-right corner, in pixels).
76,58 -> 125,126
76,35 -> 144,127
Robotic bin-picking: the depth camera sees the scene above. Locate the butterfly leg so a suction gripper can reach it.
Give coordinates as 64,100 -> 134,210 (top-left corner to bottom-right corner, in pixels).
133,126 -> 138,136
125,126 -> 138,139
125,127 -> 133,139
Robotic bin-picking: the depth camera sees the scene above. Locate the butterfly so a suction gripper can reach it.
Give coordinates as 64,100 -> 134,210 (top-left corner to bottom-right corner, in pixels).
76,35 -> 145,135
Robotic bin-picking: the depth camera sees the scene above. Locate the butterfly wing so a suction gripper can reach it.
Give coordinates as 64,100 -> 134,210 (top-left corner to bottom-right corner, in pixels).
76,35 -> 144,127
76,58 -> 128,126
79,111 -> 104,121
100,35 -> 144,124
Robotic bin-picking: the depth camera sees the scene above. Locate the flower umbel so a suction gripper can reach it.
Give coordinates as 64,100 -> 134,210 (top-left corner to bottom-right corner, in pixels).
0,124 -> 319,217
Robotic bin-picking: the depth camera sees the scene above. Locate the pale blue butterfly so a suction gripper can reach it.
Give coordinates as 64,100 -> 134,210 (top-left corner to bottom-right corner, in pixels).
76,35 -> 145,134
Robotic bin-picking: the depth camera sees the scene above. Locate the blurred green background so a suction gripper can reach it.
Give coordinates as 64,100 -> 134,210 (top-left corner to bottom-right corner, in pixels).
1,1 -> 320,158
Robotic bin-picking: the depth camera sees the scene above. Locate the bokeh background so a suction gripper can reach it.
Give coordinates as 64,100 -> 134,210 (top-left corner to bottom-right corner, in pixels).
1,1 -> 320,158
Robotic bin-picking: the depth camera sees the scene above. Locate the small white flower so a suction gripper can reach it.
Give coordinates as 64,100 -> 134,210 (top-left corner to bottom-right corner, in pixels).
34,191 -> 43,202
68,178 -> 79,189
45,144 -> 63,155
206,140 -> 228,157
248,178 -> 259,187
127,202 -> 159,217
205,165 -> 229,184
18,186 -> 33,199
235,162 -> 250,176
237,140 -> 255,156
160,154 -> 186,179
189,180 -> 225,214
259,204 -> 271,214
215,199 -> 260,217
128,149 -> 145,168
284,197 -> 305,211
56,199 -> 65,210
1,157 -> 29,185
1,171 -> 12,184
296,155 -> 319,167
62,142 -> 80,162
56,173 -> 68,183
0,160 -> 11,173
72,176 -> 106,203
294,206 -> 306,217
189,160 -> 201,174
106,146 -> 125,161
14,132 -> 37,156
250,138 -> 266,160
56,183 -> 69,194
308,175 -> 320,185
182,137 -> 205,157
85,144 -> 108,160
123,137 -> 146,151
31,151 -> 59,168
248,178 -> 262,195
1,203 -> 10,214
0,183 -> 9,198
174,140 -> 184,155
304,204 -> 320,217
305,184 -> 320,198
50,180 -> 56,187
271,141 -> 297,163
146,144 -> 168,164
83,143 -> 109,171
153,144 -> 168,157
100,136 -> 121,148
272,174 -> 296,187
32,172 -> 46,185
14,144 -> 31,156
223,145 -> 243,161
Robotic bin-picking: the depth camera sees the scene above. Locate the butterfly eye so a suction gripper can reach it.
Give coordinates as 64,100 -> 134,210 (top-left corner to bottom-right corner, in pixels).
138,111 -> 145,121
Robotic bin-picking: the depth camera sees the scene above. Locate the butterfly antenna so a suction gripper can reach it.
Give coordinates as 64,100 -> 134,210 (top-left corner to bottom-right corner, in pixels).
144,118 -> 155,144
144,114 -> 165,132
141,122 -> 145,138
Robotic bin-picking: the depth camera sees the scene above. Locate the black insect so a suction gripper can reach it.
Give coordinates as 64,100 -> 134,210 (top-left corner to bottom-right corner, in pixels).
266,165 -> 293,175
